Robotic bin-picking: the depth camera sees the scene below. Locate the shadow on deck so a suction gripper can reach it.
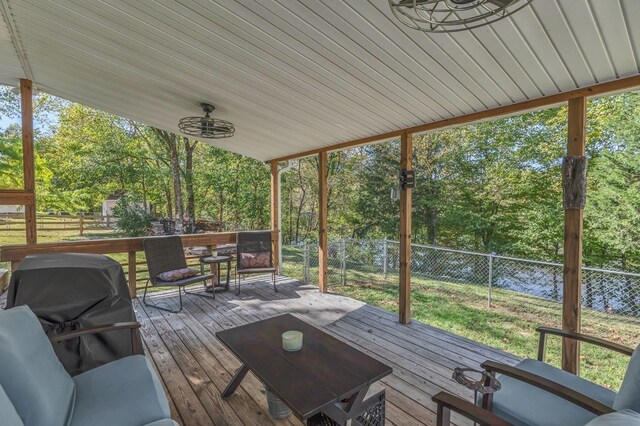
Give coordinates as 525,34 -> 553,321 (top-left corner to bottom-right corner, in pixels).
136,276 -> 520,426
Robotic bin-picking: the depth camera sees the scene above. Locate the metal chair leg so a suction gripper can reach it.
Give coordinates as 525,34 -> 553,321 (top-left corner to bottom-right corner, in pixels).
143,280 -> 183,314
273,272 -> 278,293
236,273 -> 241,295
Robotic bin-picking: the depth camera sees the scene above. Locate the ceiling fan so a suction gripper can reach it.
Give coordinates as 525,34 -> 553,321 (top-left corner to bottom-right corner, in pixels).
178,104 -> 235,139
389,0 -> 533,33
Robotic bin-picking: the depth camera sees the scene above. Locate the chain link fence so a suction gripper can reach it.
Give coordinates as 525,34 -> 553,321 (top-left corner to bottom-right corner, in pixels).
282,239 -> 640,317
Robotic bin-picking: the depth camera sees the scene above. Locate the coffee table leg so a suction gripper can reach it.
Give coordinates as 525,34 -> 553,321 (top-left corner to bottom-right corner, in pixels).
221,364 -> 249,398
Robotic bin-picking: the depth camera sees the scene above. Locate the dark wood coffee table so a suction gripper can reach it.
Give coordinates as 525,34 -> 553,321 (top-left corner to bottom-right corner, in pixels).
216,314 -> 392,424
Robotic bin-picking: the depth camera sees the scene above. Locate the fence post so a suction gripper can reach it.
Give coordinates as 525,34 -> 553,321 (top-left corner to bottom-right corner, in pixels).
487,253 -> 494,308
340,239 -> 346,285
303,241 -> 309,284
383,239 -> 388,279
79,213 -> 84,236
128,251 -> 137,299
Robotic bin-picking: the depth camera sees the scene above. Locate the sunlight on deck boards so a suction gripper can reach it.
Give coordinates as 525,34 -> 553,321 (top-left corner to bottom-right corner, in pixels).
135,276 -> 520,426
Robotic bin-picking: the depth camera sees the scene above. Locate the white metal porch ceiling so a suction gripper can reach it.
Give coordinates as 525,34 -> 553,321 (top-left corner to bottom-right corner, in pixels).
0,0 -> 639,161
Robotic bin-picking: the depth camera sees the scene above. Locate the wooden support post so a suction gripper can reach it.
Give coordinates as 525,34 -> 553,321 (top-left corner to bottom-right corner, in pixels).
318,151 -> 328,293
270,161 -> 280,272
20,79 -> 37,245
128,251 -> 137,299
562,96 -> 587,374
399,132 -> 413,324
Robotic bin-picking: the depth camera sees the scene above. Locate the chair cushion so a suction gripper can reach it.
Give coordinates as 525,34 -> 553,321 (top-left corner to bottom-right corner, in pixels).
143,420 -> 180,426
613,345 -> 640,412
482,359 -> 616,426
585,409 -> 640,425
0,306 -> 75,426
0,385 -> 24,426
239,252 -> 271,268
157,267 -> 198,282
70,355 -> 171,426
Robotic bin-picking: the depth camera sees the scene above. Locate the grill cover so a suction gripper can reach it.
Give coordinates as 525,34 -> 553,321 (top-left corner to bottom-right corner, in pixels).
5,253 -> 143,375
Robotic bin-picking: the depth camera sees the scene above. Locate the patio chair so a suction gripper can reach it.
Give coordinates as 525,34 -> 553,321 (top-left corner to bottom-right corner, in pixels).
143,236 -> 215,313
0,305 -> 177,426
235,230 -> 277,295
432,327 -> 640,426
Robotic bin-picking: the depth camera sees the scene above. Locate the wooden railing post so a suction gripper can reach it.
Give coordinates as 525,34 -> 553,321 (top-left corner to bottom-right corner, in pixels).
20,79 -> 37,245
79,213 -> 84,236
562,96 -> 587,374
318,151 -> 328,293
128,251 -> 137,299
270,161 -> 280,273
399,132 -> 413,324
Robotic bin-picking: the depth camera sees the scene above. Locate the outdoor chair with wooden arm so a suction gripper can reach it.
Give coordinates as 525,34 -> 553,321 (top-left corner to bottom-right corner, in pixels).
433,327 -> 640,426
0,306 -> 177,426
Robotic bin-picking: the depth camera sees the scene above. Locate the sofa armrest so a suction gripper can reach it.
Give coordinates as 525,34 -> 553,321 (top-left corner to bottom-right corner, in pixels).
50,322 -> 141,354
432,392 -> 513,426
536,327 -> 634,362
481,361 -> 614,416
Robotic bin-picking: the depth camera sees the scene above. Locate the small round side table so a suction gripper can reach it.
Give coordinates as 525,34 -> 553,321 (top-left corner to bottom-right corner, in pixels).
200,255 -> 232,293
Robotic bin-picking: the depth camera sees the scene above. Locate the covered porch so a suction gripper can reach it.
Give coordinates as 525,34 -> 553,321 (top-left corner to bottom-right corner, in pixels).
1,1 -> 640,425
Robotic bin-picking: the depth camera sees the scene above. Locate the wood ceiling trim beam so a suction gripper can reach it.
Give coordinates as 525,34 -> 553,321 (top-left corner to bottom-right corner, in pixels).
268,74 -> 640,163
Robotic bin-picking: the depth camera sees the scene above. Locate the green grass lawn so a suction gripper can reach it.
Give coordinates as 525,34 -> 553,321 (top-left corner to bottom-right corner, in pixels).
282,250 -> 640,390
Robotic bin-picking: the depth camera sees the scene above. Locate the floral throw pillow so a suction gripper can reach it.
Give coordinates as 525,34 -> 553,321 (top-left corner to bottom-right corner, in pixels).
157,267 -> 198,282
239,252 -> 271,269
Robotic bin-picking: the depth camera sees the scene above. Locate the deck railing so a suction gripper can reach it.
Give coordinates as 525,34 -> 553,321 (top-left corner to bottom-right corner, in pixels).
0,231 -> 277,298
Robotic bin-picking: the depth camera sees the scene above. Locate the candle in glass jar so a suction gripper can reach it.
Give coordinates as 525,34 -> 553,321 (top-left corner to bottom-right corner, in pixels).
282,330 -> 303,352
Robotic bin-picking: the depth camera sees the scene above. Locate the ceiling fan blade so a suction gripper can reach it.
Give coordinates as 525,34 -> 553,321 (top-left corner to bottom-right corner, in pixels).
397,0 -> 436,6
487,0 -> 513,7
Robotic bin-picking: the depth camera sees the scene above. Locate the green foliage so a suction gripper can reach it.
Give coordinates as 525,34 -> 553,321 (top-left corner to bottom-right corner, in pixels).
112,194 -> 155,237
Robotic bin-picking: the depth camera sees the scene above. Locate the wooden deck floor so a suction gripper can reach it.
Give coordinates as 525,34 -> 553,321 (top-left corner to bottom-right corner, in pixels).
136,276 -> 521,426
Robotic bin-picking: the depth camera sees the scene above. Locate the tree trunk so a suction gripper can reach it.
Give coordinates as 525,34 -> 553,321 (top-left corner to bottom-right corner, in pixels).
183,137 -> 197,233
150,128 -> 183,223
165,184 -> 173,219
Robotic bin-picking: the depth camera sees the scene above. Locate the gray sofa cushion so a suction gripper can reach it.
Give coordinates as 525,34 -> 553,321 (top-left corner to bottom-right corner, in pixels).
585,409 -> 640,425
0,385 -> 24,426
613,345 -> 640,412
71,355 -> 171,426
143,420 -> 180,426
0,306 -> 75,426
483,359 -> 616,426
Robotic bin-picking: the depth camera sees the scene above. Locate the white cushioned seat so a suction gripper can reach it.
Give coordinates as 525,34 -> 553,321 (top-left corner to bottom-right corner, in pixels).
585,409 -> 640,425
0,306 -> 75,425
0,385 -> 24,426
481,359 -> 616,426
71,355 -> 171,426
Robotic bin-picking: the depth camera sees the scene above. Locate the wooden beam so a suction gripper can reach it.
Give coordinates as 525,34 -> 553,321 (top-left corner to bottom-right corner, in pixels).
318,151 -> 328,293
562,96 -> 587,375
270,161 -> 280,272
0,190 -> 35,205
399,132 -> 413,324
128,251 -> 137,299
268,75 -> 640,163
20,78 -> 37,245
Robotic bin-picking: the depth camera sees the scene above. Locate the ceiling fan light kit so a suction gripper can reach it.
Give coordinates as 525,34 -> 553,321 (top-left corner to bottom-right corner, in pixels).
389,0 -> 533,33
178,103 -> 235,139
